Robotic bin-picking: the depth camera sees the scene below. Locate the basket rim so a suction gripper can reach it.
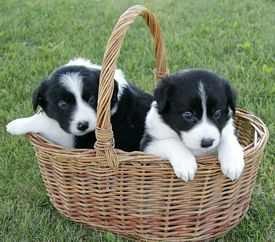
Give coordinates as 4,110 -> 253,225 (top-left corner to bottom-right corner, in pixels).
27,108 -> 269,166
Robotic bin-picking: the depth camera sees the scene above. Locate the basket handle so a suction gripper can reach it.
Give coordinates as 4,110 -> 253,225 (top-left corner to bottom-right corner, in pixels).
95,5 -> 168,167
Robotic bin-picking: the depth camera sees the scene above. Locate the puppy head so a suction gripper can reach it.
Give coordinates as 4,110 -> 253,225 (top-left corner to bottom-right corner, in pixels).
154,69 -> 236,155
32,59 -> 120,136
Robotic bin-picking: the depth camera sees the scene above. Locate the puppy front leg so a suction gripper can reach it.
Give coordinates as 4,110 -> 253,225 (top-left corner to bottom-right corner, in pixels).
218,119 -> 244,180
6,112 -> 74,148
6,113 -> 48,135
145,139 -> 197,181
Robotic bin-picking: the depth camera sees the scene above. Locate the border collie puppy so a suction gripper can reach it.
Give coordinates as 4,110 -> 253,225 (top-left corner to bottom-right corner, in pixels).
141,70 -> 244,181
6,58 -> 153,151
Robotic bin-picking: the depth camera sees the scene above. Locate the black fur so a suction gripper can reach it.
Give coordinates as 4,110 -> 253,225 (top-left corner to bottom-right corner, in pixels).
32,80 -> 49,111
111,85 -> 153,151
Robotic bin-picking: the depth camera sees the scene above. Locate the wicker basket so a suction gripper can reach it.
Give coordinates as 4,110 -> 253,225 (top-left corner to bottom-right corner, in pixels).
27,5 -> 269,242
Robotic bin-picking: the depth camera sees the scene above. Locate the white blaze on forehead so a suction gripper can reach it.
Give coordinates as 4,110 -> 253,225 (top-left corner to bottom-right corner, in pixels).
65,57 -> 128,101
60,72 -> 83,97
199,81 -> 207,119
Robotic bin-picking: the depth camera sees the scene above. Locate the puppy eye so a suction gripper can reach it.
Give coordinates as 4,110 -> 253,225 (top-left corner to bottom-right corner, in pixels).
58,100 -> 68,110
213,109 -> 222,120
182,111 -> 195,121
88,96 -> 96,105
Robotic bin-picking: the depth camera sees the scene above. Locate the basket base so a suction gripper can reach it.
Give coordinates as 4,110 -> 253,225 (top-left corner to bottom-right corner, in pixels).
50,196 -> 249,242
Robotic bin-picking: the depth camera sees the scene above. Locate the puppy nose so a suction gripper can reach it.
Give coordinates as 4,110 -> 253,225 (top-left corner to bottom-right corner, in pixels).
201,138 -> 214,148
77,121 -> 89,131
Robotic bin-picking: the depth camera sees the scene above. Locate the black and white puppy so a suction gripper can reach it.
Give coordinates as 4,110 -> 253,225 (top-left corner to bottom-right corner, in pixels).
141,70 -> 244,181
6,58 -> 153,151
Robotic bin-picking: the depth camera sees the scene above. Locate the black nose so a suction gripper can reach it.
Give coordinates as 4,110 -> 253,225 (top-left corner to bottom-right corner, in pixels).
77,121 -> 89,131
201,138 -> 214,148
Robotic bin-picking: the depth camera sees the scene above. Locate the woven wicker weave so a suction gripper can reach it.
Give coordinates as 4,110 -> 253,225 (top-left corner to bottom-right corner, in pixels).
27,5 -> 269,242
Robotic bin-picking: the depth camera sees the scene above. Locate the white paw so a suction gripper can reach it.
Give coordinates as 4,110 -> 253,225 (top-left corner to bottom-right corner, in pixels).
171,155 -> 198,182
6,119 -> 28,135
219,144 -> 245,181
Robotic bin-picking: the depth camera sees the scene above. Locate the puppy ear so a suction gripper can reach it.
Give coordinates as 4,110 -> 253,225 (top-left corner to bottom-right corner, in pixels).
154,79 -> 173,113
225,81 -> 236,114
32,80 -> 48,111
111,80 -> 119,107
111,68 -> 126,107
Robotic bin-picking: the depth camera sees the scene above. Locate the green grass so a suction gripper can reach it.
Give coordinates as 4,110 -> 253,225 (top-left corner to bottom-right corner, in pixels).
0,0 -> 274,241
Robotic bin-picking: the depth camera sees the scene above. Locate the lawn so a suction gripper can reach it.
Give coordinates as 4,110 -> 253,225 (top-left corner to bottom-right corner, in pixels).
0,0 -> 274,241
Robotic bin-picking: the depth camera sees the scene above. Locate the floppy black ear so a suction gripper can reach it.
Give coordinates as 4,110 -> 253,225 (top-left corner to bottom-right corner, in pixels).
111,80 -> 119,107
154,79 -> 173,113
225,81 -> 236,114
32,80 -> 48,111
